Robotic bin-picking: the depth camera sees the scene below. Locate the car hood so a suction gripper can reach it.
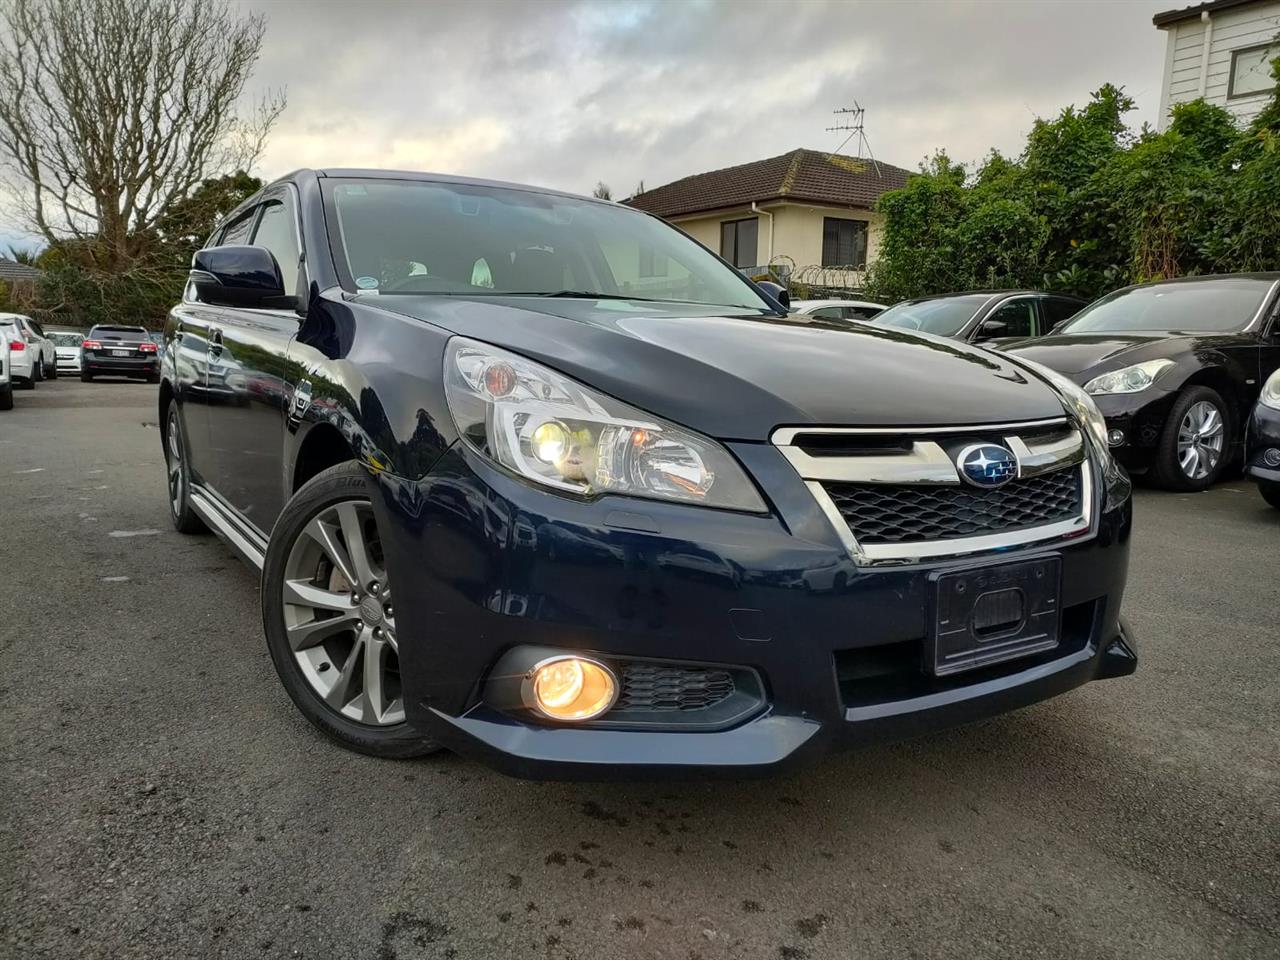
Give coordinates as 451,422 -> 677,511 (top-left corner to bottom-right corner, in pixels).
364,295 -> 1066,441
998,332 -> 1215,380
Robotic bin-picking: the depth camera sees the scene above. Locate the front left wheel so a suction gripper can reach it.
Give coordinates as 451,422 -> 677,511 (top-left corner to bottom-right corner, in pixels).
261,461 -> 440,759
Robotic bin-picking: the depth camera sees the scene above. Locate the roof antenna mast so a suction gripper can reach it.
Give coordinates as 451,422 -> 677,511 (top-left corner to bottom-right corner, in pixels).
826,102 -> 881,178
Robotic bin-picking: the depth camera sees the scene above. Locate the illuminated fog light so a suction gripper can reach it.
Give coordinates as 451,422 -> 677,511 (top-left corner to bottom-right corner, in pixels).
531,420 -> 570,463
529,656 -> 617,721
1107,428 -> 1126,447
1264,448 -> 1280,468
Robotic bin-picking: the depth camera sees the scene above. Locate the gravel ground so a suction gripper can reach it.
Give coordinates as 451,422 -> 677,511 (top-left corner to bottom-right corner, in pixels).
2,379 -> 1278,960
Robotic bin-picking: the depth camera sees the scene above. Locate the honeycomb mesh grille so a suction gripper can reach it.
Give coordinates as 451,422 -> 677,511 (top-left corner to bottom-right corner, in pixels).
823,467 -> 1082,545
617,664 -> 736,712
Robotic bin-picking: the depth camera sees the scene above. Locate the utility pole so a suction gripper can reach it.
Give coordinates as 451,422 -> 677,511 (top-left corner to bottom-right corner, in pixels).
826,103 -> 881,177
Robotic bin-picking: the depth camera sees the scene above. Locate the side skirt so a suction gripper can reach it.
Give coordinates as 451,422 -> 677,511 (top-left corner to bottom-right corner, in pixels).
189,483 -> 267,571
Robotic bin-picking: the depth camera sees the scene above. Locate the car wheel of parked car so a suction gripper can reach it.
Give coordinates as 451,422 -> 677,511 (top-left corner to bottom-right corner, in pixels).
261,461 -> 441,759
164,401 -> 208,535
46,360 -> 57,380
1152,386 -> 1230,491
0,384 -> 12,410
1260,481 -> 1280,510
32,358 -> 44,382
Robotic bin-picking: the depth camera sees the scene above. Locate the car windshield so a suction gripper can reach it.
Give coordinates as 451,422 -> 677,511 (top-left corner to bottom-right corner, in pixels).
323,178 -> 773,311
51,333 -> 84,346
89,326 -> 148,342
1060,278 -> 1275,334
873,295 -> 990,336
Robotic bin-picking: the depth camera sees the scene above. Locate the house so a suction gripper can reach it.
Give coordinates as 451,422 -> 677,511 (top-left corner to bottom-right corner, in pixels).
623,149 -> 911,286
0,257 -> 43,308
1154,0 -> 1280,130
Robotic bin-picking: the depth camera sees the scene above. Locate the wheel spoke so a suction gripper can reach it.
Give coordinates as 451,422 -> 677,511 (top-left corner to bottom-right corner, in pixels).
361,635 -> 390,723
335,502 -> 377,590
302,516 -> 358,589
286,609 -> 361,651
283,578 -> 356,613
324,636 -> 365,709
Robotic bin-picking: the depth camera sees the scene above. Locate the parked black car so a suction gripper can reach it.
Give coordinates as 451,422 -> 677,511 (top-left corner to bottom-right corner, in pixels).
1002,275 -> 1280,491
1246,369 -> 1280,509
81,324 -> 160,382
874,291 -> 1084,344
159,168 -> 1136,779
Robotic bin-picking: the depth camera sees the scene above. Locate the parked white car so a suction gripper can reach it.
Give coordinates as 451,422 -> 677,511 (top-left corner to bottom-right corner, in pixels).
50,330 -> 85,374
0,313 -> 57,386
791,298 -> 886,322
0,326 -> 13,410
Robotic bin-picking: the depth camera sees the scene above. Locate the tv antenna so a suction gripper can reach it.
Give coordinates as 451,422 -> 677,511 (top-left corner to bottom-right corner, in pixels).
826,102 -> 881,177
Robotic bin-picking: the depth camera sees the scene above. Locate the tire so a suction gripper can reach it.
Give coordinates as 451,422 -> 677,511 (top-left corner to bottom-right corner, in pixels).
1261,481 -> 1280,511
0,384 -> 11,410
46,359 -> 57,380
261,461 -> 440,759
80,370 -> 93,383
1150,386 -> 1230,491
164,400 -> 208,535
32,358 -> 43,382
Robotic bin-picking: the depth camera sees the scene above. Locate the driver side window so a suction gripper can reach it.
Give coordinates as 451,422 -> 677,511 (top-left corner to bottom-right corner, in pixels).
984,299 -> 1036,339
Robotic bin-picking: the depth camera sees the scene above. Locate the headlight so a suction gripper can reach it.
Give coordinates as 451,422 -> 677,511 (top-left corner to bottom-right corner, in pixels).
443,337 -> 767,512
1014,357 -> 1111,459
1083,359 -> 1175,395
1261,369 -> 1280,411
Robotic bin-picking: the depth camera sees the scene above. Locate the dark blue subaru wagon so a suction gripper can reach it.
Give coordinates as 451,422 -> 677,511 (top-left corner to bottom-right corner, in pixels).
160,169 -> 1137,778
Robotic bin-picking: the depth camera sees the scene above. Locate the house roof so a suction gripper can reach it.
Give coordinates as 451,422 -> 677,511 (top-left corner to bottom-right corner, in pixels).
623,149 -> 912,219
0,258 -> 42,282
1152,0 -> 1265,27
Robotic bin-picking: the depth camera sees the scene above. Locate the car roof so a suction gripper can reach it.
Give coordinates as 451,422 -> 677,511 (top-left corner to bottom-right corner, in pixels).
289,168 -> 616,208
1113,272 -> 1280,292
901,290 -> 1079,303
792,299 -> 886,310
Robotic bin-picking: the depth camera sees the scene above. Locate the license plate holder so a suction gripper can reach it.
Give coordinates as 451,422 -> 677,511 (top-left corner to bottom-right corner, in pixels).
928,556 -> 1061,677
110,349 -> 130,357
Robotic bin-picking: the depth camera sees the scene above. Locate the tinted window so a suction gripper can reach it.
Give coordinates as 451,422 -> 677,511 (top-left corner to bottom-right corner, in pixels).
982,298 -> 1036,339
28,319 -> 45,337
719,218 -> 758,269
875,295 -> 991,337
845,305 -> 882,321
219,208 -> 257,246
1041,297 -> 1080,329
251,199 -> 300,298
1061,279 -> 1274,334
88,326 -> 148,342
50,332 -> 83,346
808,306 -> 845,320
821,218 -> 868,268
325,179 -> 771,311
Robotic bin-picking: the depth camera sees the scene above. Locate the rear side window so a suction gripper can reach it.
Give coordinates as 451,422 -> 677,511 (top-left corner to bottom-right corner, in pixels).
251,199 -> 300,298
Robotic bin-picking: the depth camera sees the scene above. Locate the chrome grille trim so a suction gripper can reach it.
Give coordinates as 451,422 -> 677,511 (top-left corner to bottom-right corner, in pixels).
774,420 -> 1096,565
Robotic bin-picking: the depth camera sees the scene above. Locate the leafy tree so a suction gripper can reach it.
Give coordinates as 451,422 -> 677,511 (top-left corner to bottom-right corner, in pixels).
592,181 -> 612,200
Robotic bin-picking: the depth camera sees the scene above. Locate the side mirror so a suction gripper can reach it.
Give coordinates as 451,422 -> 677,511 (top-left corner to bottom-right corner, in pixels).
975,318 -> 1008,340
190,246 -> 289,308
756,280 -> 790,310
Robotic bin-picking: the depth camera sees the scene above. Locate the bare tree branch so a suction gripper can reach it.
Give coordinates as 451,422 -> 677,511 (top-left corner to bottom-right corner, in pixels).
0,0 -> 284,268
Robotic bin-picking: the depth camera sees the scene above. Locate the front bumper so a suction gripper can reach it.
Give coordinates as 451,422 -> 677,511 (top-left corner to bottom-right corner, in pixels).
1245,401 -> 1280,484
376,443 -> 1134,780
56,353 -> 82,371
1091,388 -> 1179,473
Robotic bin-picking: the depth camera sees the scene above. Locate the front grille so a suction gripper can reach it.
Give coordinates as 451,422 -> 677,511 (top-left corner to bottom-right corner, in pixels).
617,663 -> 735,712
823,467 -> 1082,545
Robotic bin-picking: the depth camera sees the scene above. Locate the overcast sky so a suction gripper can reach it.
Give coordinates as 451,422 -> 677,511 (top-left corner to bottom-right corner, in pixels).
2,0 -> 1172,252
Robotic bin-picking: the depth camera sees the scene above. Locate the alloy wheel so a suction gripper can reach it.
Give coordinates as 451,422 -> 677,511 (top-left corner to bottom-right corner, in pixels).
166,411 -> 186,518
281,500 -> 403,726
1176,400 -> 1224,481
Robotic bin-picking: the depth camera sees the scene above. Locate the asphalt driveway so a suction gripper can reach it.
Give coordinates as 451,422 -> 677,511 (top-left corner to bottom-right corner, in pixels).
2,379 -> 1277,959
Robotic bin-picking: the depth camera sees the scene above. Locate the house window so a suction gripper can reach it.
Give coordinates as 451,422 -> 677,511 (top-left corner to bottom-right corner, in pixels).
719,217 -> 758,269
821,217 -> 868,268
1228,42 -> 1280,99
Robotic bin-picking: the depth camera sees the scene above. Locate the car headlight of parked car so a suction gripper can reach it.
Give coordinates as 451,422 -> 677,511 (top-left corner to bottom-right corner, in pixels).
1083,359 -> 1175,396
1261,369 -> 1280,411
444,337 -> 766,512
